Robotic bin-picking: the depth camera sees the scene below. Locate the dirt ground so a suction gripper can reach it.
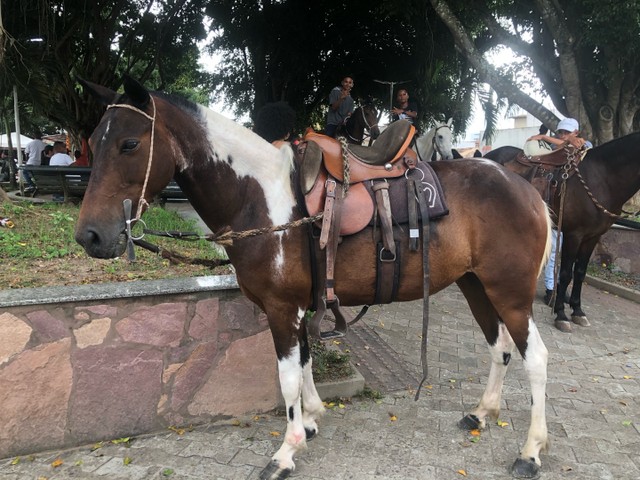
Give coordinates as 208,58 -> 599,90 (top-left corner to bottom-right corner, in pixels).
0,255 -> 232,290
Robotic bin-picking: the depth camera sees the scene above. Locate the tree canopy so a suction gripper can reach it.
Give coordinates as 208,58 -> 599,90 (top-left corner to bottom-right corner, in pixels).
1,0 -> 212,146
430,0 -> 640,144
205,0 -> 477,133
2,0 -> 638,147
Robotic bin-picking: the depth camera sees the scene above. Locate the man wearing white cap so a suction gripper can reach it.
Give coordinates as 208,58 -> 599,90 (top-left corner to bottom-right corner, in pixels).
528,118 -> 592,305
528,117 -> 592,150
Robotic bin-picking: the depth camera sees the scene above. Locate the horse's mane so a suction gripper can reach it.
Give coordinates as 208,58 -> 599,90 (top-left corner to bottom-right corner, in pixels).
147,90 -> 295,177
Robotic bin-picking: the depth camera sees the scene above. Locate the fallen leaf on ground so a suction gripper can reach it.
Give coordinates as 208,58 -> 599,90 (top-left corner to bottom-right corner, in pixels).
457,469 -> 467,476
51,459 -> 63,468
270,431 -> 281,437
470,429 -> 481,436
123,456 -> 133,465
497,420 -> 509,427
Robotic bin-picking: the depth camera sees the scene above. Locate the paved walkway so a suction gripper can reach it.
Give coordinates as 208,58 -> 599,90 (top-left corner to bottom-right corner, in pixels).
1,277 -> 638,479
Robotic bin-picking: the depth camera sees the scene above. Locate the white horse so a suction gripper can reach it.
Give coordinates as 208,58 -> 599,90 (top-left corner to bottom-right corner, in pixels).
414,118 -> 454,161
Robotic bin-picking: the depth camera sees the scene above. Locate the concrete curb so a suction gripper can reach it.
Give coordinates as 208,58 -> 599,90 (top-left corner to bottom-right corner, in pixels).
585,274 -> 640,304
315,364 -> 365,400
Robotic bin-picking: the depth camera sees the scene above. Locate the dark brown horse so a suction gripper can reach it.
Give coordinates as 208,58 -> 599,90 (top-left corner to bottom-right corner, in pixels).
336,103 -> 380,144
484,139 -> 640,331
75,77 -> 552,480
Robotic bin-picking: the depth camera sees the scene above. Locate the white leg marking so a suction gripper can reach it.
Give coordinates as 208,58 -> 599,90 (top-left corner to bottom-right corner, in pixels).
271,344 -> 305,472
301,352 -> 325,436
471,322 -> 514,426
520,317 -> 549,464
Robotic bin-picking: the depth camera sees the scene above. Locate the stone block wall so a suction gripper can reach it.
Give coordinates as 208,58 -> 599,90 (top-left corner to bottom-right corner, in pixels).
593,225 -> 640,274
0,275 -> 279,460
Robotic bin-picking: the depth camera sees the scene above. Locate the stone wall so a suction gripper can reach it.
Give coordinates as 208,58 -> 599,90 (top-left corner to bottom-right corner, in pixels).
0,275 -> 280,460
593,225 -> 640,273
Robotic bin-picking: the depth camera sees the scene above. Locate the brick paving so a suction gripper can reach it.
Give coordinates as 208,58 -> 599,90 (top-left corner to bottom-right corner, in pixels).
1,280 -> 638,480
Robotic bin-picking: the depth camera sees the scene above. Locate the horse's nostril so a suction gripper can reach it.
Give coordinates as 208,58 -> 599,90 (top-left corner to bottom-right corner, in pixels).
75,227 -> 99,249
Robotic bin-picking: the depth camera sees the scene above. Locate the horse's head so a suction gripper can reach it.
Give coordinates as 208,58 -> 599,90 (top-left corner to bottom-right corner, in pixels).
433,118 -> 454,160
361,103 -> 380,140
75,77 -> 178,258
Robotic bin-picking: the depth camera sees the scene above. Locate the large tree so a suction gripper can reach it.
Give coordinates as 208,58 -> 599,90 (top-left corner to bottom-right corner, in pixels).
430,0 -> 640,145
205,0 -> 478,133
1,0 -> 211,146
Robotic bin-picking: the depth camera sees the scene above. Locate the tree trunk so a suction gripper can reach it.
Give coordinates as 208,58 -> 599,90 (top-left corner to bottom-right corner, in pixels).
0,187 -> 11,203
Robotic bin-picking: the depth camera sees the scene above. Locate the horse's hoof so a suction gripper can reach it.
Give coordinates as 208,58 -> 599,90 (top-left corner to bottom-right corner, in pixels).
259,460 -> 293,480
554,320 -> 572,333
305,427 -> 317,441
458,413 -> 481,430
510,457 -> 540,479
571,315 -> 590,327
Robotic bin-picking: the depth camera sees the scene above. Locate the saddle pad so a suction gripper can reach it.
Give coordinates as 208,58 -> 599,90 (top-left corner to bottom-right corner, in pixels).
364,161 -> 449,224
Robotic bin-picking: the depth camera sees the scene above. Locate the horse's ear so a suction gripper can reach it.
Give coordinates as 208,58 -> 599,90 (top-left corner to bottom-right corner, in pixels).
447,117 -> 453,127
122,75 -> 151,108
77,77 -> 118,106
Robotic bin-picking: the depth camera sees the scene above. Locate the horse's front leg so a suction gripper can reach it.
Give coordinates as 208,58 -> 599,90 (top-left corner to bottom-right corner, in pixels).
260,307 -> 324,480
568,239 -> 599,327
301,342 -> 325,440
553,240 -> 576,332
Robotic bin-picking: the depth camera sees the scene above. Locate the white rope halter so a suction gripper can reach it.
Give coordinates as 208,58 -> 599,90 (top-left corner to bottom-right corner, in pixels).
106,96 -> 157,221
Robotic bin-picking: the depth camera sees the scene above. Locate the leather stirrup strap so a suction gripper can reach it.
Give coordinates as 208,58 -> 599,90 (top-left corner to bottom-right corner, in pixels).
325,181 -> 344,303
319,178 -> 337,249
413,179 -> 431,401
407,178 -> 420,251
372,180 -> 396,256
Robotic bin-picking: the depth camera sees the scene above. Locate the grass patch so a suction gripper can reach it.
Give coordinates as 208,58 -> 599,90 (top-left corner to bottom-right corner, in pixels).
0,200 -> 229,289
310,341 -> 354,383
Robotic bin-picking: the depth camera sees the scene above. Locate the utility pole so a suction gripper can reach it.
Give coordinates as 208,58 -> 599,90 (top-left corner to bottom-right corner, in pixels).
373,79 -> 410,122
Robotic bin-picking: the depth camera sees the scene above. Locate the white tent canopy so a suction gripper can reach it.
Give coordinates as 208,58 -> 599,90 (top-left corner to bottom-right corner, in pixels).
0,132 -> 33,149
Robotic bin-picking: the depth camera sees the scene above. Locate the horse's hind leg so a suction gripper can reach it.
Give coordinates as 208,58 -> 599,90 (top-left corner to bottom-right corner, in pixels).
512,317 -> 549,478
456,274 -> 513,430
457,273 -> 549,478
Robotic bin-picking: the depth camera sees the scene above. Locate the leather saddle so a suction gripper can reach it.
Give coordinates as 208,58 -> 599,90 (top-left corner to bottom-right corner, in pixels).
299,121 -> 417,236
515,144 -> 587,204
516,143 -> 580,168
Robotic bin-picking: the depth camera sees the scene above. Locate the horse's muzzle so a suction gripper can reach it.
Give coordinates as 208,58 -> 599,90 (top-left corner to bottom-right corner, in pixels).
75,224 -> 128,259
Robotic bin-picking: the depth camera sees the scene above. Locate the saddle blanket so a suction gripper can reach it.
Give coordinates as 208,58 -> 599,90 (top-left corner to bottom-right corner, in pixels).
364,161 -> 449,224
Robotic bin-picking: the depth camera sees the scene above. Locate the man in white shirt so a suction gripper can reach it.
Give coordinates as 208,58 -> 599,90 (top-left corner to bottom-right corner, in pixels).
23,135 -> 46,190
49,141 -> 73,166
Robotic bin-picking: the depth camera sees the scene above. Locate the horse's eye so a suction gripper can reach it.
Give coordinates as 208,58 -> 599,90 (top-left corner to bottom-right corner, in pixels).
121,139 -> 140,153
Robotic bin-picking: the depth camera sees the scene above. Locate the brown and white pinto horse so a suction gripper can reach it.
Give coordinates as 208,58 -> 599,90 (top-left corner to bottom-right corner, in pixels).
484,139 -> 640,331
75,77 -> 552,480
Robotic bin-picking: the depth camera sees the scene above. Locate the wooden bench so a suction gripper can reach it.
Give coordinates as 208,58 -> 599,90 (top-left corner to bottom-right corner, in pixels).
21,165 -> 92,201
19,165 -> 185,202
